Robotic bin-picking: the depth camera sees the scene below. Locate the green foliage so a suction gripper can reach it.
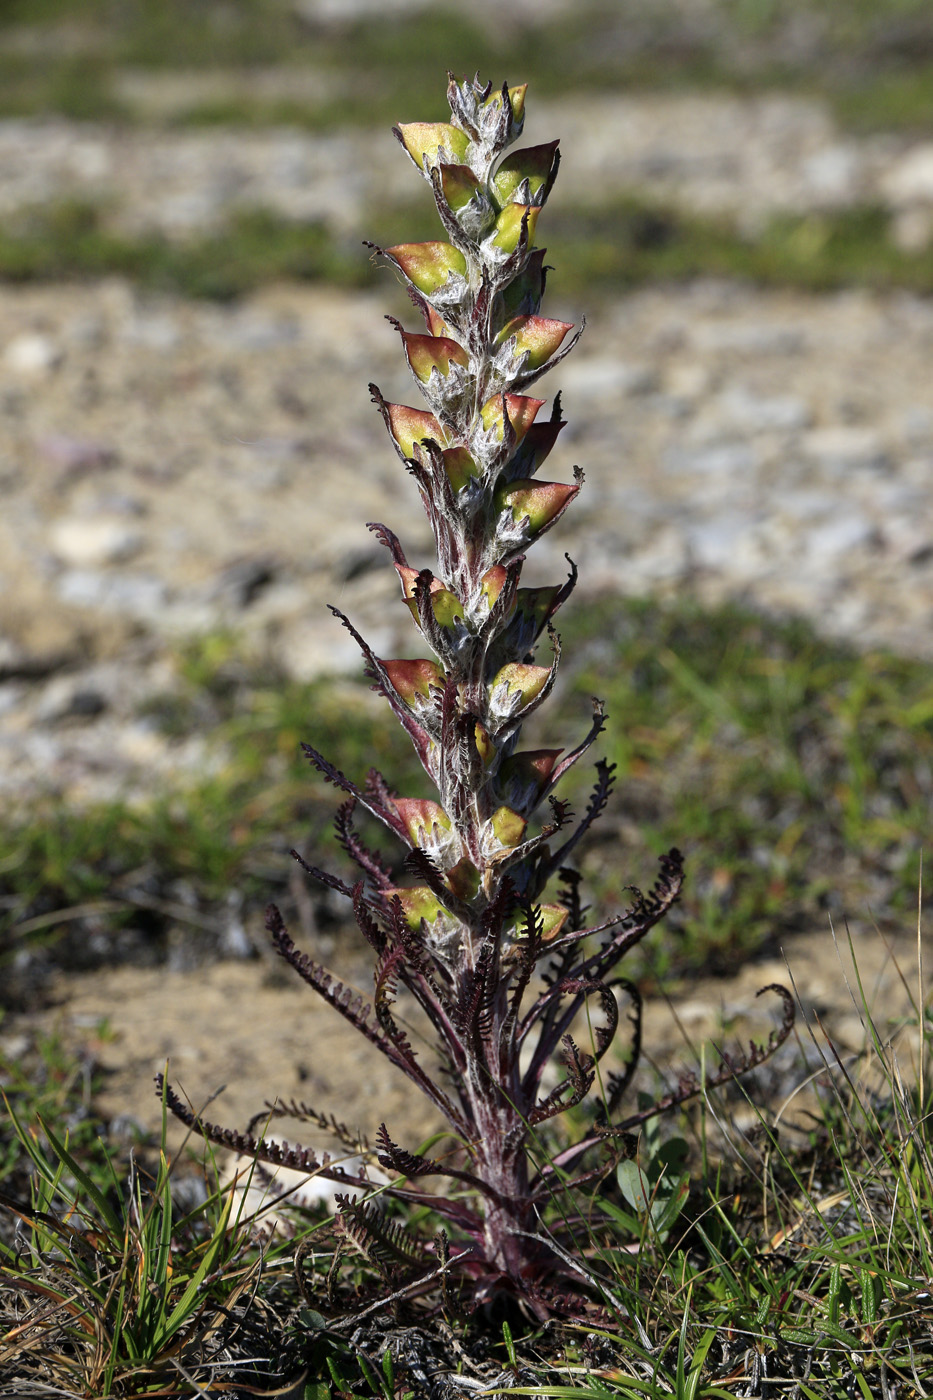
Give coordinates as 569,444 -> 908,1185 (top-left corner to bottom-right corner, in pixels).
5,805 -> 933,1390
612,1117 -> 690,1245
563,598 -> 933,972
547,202 -> 933,298
0,1032 -> 114,1189
0,202 -> 367,301
1,0 -> 932,135
1,199 -> 932,301
0,1087 -> 258,1394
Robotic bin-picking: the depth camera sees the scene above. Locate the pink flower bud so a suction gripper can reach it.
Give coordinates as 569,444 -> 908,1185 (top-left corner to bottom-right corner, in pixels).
381,401 -> 447,458
381,657 -> 444,706
479,393 -> 544,445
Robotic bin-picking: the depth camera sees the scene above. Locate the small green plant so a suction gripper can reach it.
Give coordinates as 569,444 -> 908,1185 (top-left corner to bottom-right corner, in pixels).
612,1113 -> 690,1247
0,1087 -> 262,1395
160,74 -> 793,1317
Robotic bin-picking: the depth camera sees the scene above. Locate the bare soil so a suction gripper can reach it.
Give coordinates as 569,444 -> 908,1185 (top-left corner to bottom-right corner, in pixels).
13,912 -> 927,1164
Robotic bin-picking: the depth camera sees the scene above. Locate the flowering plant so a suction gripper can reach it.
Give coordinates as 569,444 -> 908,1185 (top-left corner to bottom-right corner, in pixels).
160,74 -> 792,1316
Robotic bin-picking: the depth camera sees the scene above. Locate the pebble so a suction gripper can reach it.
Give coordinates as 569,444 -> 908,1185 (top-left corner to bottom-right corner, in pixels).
274,614 -> 396,684
56,569 -> 167,617
881,142 -> 933,207
689,320 -> 806,355
664,442 -> 760,478
686,516 -> 766,572
803,513 -> 879,564
801,427 -> 889,473
559,357 -> 658,401
49,518 -> 143,568
4,332 -> 62,375
711,387 -> 812,435
36,433 -> 116,476
35,676 -> 108,724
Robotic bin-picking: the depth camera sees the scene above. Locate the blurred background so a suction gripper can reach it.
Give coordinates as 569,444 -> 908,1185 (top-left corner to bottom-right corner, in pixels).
1,0 -> 933,1050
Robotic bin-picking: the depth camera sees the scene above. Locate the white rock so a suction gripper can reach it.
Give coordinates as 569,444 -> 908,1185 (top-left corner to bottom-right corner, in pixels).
34,675 -> 105,724
36,433 -> 116,475
665,363 -> 713,399
801,427 -> 888,472
687,516 -> 762,571
891,206 -> 933,253
625,526 -> 691,584
121,311 -> 181,351
801,144 -> 861,204
558,357 -> 658,401
712,387 -> 811,434
49,518 -> 143,568
3,332 -> 62,375
275,615 -> 393,683
690,321 -> 805,355
881,142 -> 933,206
223,1133 -> 387,1233
57,570 -> 167,617
665,442 -> 759,477
804,512 -> 877,562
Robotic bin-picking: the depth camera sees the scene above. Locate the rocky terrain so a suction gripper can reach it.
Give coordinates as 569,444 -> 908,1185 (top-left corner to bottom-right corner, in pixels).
1,271 -> 931,809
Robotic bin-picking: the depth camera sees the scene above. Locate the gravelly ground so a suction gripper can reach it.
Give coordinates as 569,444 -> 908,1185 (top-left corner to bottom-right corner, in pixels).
1,276 -> 931,808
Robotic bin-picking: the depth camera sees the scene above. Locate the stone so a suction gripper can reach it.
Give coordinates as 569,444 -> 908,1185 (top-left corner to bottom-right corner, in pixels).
624,526 -> 690,585
690,321 -> 806,355
891,206 -> 933,254
686,516 -> 765,572
804,512 -> 878,563
207,556 -> 277,610
712,387 -> 811,434
49,518 -> 143,568
665,363 -> 713,399
275,614 -> 394,683
801,427 -> 888,473
35,676 -> 108,725
881,142 -> 933,207
801,144 -> 861,205
897,406 -> 933,446
121,311 -> 182,352
3,332 -> 62,375
558,357 -> 658,401
664,442 -> 759,477
57,570 -> 168,618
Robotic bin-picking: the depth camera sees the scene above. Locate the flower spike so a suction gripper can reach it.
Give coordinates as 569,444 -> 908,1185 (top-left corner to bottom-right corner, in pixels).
162,74 -> 793,1318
